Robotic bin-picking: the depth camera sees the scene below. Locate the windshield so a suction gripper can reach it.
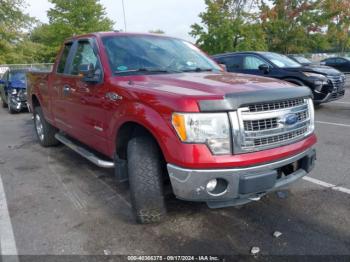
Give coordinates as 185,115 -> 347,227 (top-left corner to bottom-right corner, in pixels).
294,56 -> 311,64
263,53 -> 302,68
102,35 -> 221,75
9,71 -> 26,83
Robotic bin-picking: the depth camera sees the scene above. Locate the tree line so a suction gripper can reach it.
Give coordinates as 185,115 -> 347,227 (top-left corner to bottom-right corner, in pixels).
1,0 -> 350,64
0,0 -> 114,64
191,0 -> 350,55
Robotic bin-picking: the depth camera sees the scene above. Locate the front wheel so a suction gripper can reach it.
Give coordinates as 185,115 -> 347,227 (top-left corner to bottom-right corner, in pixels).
127,136 -> 166,224
33,107 -> 59,147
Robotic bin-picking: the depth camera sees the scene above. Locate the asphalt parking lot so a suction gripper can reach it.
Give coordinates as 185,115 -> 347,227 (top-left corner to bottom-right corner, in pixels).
0,90 -> 349,258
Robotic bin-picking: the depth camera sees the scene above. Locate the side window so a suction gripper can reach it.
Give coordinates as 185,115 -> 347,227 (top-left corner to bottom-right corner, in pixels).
243,56 -> 266,70
219,56 -> 242,72
327,58 -> 335,64
336,58 -> 346,64
57,43 -> 73,74
70,41 -> 99,75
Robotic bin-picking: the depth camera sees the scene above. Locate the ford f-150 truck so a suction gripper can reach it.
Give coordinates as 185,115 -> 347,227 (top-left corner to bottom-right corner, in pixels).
27,32 -> 317,224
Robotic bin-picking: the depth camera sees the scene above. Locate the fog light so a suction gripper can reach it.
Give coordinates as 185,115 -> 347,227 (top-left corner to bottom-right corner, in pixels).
206,179 -> 218,192
206,178 -> 228,196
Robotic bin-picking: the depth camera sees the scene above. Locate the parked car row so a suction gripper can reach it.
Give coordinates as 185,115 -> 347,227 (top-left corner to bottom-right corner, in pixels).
212,52 -> 346,104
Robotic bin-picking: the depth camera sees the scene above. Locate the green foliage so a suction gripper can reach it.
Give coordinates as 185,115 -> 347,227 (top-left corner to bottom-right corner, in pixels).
321,0 -> 350,54
30,0 -> 115,62
260,0 -> 325,54
190,0 -> 267,54
0,0 -> 40,63
191,0 -> 350,55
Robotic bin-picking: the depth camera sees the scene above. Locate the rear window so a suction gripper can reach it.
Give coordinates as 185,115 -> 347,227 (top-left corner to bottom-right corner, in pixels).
57,43 -> 73,74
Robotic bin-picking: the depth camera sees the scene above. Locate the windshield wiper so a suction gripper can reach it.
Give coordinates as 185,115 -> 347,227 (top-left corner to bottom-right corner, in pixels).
115,68 -> 178,74
181,67 -> 213,72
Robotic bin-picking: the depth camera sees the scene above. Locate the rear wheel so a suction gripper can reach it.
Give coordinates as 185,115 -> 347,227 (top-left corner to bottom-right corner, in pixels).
33,107 -> 59,147
127,136 -> 166,224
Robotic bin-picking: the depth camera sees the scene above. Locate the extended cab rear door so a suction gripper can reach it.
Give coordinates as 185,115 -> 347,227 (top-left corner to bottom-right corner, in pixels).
51,42 -> 76,132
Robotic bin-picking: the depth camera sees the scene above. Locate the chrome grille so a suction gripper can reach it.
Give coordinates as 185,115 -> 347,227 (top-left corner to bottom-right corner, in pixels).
248,98 -> 305,112
229,98 -> 314,153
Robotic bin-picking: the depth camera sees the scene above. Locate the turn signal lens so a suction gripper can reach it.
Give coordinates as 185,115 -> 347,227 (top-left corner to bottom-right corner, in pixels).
172,113 -> 187,141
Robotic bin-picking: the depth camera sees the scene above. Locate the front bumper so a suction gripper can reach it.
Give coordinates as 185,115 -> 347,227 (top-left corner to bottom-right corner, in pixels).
318,89 -> 345,103
9,95 -> 27,111
167,148 -> 316,208
314,81 -> 346,104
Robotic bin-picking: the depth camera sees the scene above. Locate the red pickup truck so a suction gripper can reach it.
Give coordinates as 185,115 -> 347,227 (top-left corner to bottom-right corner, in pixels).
27,32 -> 317,224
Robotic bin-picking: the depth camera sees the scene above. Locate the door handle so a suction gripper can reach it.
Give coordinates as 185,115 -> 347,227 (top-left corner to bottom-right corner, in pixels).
63,85 -> 71,95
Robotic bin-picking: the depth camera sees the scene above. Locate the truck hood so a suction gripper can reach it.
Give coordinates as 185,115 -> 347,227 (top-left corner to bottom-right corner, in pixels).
112,72 -> 311,112
9,80 -> 26,89
127,72 -> 296,98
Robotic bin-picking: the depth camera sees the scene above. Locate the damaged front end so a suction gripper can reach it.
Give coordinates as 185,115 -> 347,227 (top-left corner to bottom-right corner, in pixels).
7,88 -> 28,112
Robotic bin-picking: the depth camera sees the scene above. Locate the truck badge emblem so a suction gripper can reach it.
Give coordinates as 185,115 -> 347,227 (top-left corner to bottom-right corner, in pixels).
283,114 -> 299,126
105,92 -> 122,101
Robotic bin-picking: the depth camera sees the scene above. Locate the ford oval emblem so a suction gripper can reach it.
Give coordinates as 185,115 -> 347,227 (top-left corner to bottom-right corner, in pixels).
284,114 -> 299,125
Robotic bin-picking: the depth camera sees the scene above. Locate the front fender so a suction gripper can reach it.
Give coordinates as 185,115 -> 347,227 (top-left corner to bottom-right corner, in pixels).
108,101 -> 178,161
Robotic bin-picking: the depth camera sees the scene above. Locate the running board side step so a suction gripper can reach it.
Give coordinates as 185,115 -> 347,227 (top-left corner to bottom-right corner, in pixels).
55,133 -> 115,168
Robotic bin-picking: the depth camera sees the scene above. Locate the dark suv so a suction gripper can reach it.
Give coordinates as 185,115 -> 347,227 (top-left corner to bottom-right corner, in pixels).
213,52 -> 345,104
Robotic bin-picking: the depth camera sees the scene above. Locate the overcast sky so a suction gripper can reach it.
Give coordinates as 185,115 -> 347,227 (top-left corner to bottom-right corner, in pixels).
26,0 -> 206,42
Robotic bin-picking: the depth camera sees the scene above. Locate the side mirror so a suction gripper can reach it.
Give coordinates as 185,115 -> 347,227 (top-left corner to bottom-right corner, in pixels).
79,63 -> 101,82
258,64 -> 270,74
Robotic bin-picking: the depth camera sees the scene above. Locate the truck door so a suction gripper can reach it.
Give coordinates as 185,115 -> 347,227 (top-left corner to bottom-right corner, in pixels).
63,38 -> 109,154
51,42 -> 76,133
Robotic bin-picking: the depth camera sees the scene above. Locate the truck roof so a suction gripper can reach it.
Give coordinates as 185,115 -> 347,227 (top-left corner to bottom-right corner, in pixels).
64,31 -> 179,43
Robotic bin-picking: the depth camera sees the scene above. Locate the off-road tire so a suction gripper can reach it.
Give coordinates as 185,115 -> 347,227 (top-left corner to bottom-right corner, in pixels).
127,136 -> 166,224
33,106 -> 59,147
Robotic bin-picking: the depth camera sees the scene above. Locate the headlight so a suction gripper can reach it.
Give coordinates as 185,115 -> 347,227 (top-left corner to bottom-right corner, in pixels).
307,98 -> 315,134
302,72 -> 326,78
172,113 -> 231,155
